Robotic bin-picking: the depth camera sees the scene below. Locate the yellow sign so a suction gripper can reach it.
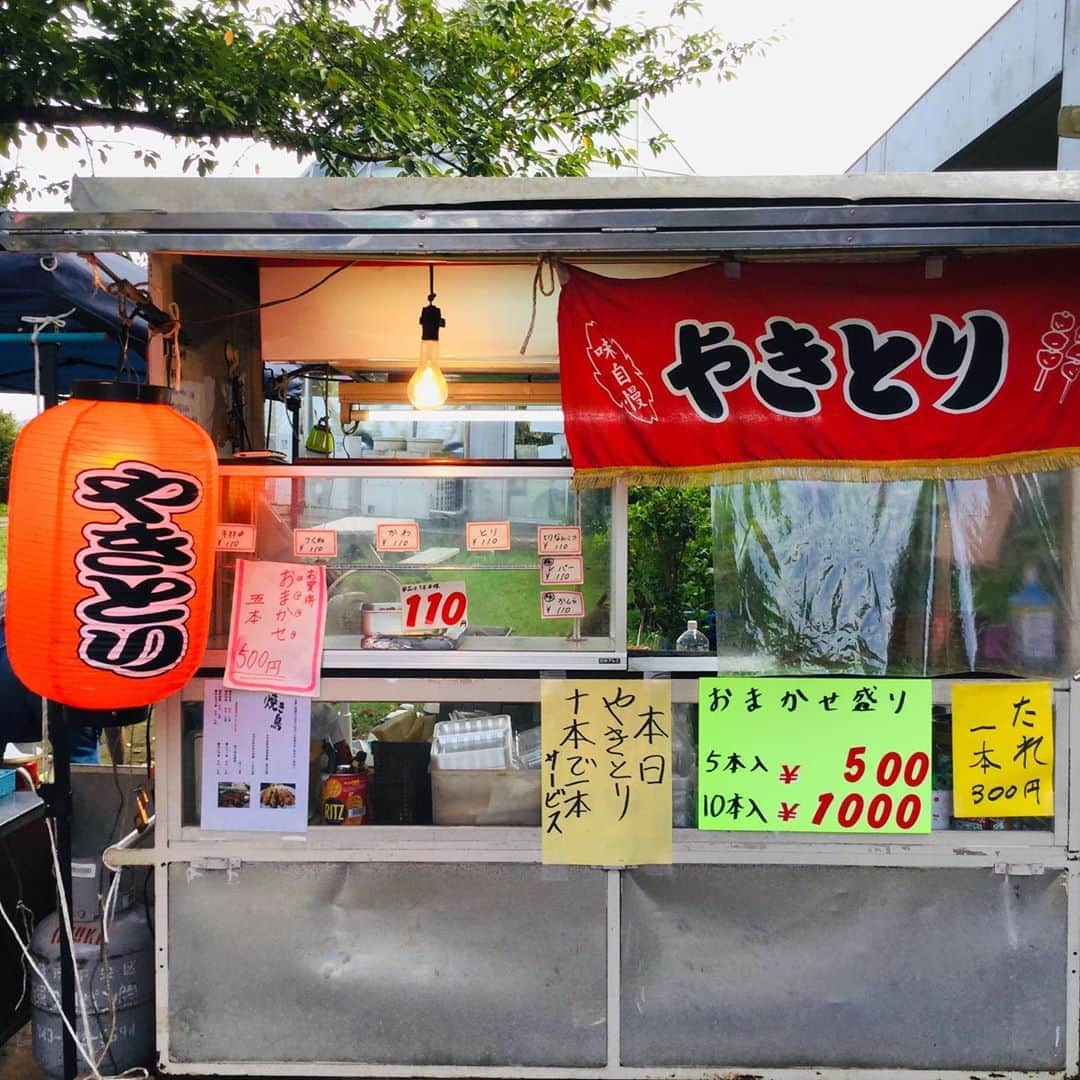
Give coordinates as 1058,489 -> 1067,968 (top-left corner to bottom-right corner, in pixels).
541,679 -> 672,866
952,683 -> 1053,818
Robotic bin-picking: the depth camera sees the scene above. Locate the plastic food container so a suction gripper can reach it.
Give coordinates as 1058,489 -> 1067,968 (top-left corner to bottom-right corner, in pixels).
431,715 -> 514,769
0,768 -> 16,802
360,602 -> 404,635
431,769 -> 541,826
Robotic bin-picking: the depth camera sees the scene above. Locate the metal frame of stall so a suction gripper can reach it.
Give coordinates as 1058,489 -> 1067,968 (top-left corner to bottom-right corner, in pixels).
4,173 -> 1080,1079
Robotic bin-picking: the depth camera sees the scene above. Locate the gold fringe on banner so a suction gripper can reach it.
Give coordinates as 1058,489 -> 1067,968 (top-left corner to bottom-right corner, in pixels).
570,448 -> 1080,489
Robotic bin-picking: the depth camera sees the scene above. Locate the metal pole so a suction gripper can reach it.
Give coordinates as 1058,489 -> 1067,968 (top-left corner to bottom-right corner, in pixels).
39,342 -> 59,410
49,706 -> 78,1080
40,342 -> 78,1080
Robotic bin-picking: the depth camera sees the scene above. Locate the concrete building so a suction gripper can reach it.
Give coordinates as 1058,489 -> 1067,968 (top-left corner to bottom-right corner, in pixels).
848,0 -> 1080,172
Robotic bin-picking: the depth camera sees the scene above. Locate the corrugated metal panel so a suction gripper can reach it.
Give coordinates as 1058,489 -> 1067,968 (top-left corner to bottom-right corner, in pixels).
621,864 -> 1066,1070
168,862 -> 607,1066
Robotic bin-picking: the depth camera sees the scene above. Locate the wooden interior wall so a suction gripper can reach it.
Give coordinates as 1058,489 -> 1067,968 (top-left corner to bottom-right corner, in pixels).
149,254 -> 263,454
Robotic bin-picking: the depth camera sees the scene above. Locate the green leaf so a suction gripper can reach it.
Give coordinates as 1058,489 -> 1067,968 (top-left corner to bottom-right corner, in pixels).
0,0 -> 761,192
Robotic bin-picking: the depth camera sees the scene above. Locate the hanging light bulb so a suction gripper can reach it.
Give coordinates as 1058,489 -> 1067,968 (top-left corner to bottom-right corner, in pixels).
408,264 -> 448,409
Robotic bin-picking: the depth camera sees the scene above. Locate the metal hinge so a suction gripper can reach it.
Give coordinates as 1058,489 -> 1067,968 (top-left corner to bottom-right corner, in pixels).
187,857 -> 243,883
1059,106 -> 1080,137
993,862 -> 1044,876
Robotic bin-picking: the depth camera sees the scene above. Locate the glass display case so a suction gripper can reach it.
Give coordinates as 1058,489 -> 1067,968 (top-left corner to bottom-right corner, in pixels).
207,462 -> 626,668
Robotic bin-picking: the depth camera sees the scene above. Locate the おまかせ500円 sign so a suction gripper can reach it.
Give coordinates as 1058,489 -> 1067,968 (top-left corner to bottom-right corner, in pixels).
697,678 -> 932,834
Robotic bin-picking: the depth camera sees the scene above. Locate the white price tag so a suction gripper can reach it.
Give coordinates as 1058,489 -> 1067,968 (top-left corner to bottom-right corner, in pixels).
216,524 -> 256,552
540,591 -> 586,619
293,529 -> 338,558
466,520 -> 511,550
376,522 -> 420,552
537,526 -> 582,555
540,555 -> 584,585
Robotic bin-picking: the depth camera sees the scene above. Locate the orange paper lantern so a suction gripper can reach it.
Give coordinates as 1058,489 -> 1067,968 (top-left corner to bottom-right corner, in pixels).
6,381 -> 218,711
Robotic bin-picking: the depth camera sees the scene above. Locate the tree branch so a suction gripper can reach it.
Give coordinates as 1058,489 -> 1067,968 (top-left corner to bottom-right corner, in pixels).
0,104 -> 254,143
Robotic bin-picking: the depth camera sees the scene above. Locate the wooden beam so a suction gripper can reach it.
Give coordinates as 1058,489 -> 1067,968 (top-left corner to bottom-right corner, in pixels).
338,378 -> 562,419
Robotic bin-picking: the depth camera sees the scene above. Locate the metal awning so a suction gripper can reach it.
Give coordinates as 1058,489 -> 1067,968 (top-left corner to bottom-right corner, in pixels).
4,172 -> 1080,257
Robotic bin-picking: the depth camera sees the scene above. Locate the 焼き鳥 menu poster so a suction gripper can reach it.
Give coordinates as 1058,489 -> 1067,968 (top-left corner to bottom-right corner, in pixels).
541,679 -> 671,865
698,678 -> 932,833
201,682 -> 311,832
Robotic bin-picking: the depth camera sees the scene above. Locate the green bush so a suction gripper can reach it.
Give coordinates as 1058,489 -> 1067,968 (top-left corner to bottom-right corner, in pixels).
627,486 -> 712,647
0,410 -> 18,504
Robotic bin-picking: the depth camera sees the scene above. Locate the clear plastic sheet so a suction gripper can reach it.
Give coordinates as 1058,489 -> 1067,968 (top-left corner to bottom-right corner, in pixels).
712,472 -> 1075,678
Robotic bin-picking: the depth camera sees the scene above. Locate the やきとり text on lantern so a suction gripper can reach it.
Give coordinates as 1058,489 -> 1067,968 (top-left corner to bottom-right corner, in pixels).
6,381 -> 219,714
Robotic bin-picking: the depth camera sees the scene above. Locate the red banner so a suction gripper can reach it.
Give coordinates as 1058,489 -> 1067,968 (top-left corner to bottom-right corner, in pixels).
557,257 -> 1080,485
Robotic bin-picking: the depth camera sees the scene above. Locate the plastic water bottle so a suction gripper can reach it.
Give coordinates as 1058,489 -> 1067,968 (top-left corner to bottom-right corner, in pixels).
1008,564 -> 1056,670
675,619 -> 709,653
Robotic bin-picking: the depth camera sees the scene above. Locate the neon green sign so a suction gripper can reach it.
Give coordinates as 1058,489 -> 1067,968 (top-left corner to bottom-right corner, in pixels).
698,678 -> 932,834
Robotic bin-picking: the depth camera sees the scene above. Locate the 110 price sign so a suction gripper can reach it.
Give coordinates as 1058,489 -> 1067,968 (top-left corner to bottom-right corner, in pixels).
399,580 -> 468,632
697,677 -> 932,834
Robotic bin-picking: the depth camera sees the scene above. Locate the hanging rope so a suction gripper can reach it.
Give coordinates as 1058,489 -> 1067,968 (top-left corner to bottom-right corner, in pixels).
519,254 -> 557,356
20,309 -> 77,414
159,303 -> 182,389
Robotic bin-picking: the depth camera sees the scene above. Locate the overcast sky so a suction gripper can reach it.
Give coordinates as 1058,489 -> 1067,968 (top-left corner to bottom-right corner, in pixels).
0,0 -> 1017,418
4,0 -> 1016,203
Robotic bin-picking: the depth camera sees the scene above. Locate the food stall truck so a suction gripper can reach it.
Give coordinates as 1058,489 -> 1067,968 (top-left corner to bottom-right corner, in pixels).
3,172 -> 1080,1078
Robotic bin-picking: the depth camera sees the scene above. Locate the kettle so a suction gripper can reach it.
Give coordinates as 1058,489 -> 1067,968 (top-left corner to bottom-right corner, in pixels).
305,417 -> 334,455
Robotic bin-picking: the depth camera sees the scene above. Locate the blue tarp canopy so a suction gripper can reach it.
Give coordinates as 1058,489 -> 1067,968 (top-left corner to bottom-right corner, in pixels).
0,252 -> 148,395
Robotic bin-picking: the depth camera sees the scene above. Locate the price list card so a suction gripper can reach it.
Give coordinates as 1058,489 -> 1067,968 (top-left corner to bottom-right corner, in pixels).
698,677 -> 932,834
224,559 -> 327,696
952,682 -> 1053,818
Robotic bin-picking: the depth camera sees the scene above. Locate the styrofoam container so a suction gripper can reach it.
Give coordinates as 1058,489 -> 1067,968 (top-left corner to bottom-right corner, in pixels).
431,769 -> 541,825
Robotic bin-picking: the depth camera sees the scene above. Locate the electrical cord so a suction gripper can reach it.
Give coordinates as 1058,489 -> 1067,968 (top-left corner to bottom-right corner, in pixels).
143,714 -> 154,936
141,869 -> 153,937
45,817 -> 98,1076
99,756 -> 126,900
186,261 -> 357,326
